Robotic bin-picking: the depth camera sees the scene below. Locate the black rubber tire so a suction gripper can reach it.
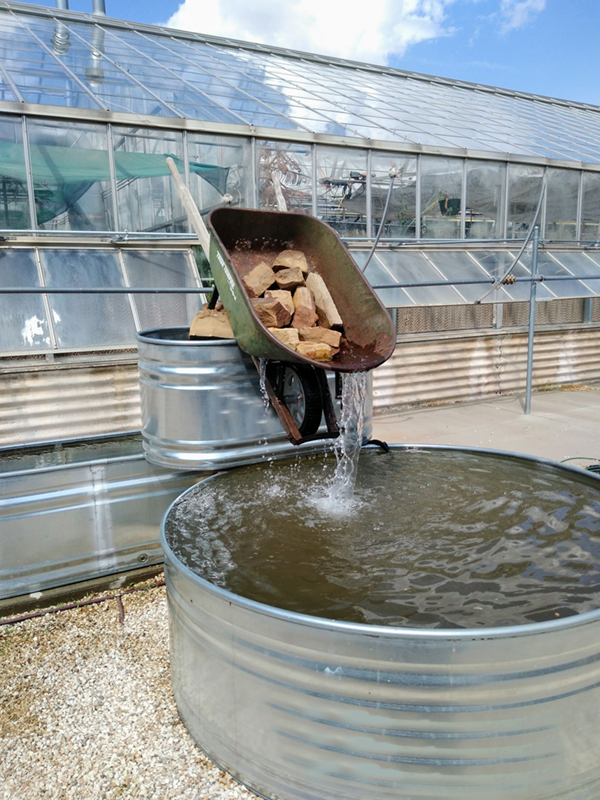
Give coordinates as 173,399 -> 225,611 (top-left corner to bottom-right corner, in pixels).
267,362 -> 323,437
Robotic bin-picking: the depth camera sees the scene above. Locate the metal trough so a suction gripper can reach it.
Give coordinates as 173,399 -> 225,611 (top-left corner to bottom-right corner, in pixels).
162,445 -> 600,800
0,433 -> 199,600
137,327 -> 372,471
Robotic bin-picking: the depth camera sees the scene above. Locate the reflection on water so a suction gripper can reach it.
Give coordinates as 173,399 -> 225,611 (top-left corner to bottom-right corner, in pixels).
166,449 -> 600,629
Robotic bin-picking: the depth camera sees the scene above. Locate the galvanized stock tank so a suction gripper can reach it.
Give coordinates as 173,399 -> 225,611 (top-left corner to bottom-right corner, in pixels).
137,327 -> 372,470
162,445 -> 600,800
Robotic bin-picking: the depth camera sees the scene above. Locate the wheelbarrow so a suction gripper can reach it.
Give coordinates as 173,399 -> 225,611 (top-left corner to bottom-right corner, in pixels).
166,158 -> 396,445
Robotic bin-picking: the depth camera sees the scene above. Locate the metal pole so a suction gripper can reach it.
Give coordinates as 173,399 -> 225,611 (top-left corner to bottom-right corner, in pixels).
525,224 -> 540,415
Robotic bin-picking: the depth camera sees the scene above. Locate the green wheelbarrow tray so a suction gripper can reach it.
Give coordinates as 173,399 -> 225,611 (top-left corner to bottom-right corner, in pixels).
207,207 -> 396,373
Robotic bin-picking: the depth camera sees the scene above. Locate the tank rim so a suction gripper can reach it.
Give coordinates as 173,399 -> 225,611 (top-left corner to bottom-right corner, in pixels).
136,326 -> 237,346
160,443 -> 600,641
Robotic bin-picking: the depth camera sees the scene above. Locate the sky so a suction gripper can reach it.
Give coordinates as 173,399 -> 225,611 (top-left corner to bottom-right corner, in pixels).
20,0 -> 600,106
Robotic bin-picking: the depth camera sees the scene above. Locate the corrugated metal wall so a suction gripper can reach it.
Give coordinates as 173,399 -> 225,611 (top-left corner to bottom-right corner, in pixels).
2,324 -> 600,446
373,326 -> 600,410
0,360 -> 141,447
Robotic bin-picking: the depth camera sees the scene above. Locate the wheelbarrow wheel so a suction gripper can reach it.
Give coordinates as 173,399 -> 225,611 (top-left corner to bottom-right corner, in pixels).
266,362 -> 323,437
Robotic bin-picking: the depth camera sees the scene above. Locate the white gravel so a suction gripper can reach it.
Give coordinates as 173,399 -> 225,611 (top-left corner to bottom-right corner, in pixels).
0,578 -> 261,800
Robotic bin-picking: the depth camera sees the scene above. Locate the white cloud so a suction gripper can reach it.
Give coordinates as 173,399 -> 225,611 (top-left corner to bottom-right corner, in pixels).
165,0 -> 457,65
500,0 -> 546,32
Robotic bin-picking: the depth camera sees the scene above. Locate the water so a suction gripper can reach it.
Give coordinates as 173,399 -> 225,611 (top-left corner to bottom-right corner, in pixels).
165,449 -> 600,629
329,372 -> 368,500
257,357 -> 270,410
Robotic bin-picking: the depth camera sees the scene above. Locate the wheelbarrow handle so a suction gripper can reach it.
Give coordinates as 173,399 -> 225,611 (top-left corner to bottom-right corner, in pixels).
166,156 -> 211,259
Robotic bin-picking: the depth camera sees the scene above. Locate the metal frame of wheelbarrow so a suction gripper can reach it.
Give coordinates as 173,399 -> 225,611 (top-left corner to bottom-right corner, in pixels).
166,158 -> 396,446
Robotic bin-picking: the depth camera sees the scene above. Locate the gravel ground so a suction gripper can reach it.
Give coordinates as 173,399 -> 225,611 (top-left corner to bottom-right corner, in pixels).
0,578 -> 261,800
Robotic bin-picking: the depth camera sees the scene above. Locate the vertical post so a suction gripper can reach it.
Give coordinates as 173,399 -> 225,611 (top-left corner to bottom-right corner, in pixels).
22,116 -> 38,230
106,123 -> 120,231
415,154 -> 422,241
366,149 -> 372,239
311,143 -> 317,218
524,225 -> 539,415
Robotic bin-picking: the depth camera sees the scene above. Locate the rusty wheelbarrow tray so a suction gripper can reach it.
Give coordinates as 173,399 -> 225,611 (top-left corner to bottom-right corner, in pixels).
206,207 -> 396,373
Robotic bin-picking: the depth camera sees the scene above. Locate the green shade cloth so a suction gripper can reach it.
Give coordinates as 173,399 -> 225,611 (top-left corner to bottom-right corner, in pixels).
0,142 -> 229,193
0,142 -> 229,225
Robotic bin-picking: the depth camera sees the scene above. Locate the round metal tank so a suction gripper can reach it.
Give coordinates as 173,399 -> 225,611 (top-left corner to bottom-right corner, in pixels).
136,327 -> 372,470
162,445 -> 600,800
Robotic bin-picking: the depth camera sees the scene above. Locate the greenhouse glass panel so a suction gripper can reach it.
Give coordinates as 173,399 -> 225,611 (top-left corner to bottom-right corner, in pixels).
550,251 -> 600,295
426,251 -> 492,303
370,153 -> 417,238
39,249 -> 136,349
468,251 -> 535,302
545,169 -> 579,241
258,140 -> 312,214
188,133 -> 251,213
113,128 -> 186,233
316,146 -> 367,238
581,172 -> 600,242
122,250 -> 202,329
0,248 -> 50,353
534,252 -> 592,298
507,164 -> 544,239
349,250 -> 413,306
375,250 -> 465,305
420,156 -> 463,240
0,117 -> 30,229
466,161 -> 505,239
28,119 -> 114,232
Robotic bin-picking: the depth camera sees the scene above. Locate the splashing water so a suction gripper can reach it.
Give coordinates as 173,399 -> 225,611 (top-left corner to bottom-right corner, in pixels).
328,371 -> 368,500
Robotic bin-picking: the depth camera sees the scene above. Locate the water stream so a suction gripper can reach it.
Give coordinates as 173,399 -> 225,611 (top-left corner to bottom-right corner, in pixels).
328,372 -> 368,501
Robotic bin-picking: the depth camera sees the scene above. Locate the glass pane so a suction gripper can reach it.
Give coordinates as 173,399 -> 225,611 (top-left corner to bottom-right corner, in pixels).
371,152 -> 417,238
113,127 -> 185,233
122,249 -> 202,329
350,250 -> 413,306
40,249 -> 136,348
581,172 -> 600,242
466,161 -> 505,240
376,250 -> 465,305
468,250 -> 534,302
28,119 -> 114,232
575,252 -> 600,294
258,140 -> 312,213
0,248 -> 50,352
426,251 -> 492,302
0,117 -> 30,229
545,169 -> 579,242
536,252 -> 592,298
507,164 -> 544,239
420,156 -> 463,240
188,133 -> 251,212
316,146 -> 367,238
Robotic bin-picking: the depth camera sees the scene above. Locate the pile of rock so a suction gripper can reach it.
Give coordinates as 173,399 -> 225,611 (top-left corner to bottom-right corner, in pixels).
243,250 -> 343,362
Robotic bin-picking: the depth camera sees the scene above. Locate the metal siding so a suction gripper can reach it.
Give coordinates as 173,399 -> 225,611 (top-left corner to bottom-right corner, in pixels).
0,363 -> 141,446
373,327 -> 600,410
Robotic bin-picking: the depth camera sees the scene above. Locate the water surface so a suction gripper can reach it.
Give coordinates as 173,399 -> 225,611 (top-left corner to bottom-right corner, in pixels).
165,449 -> 600,629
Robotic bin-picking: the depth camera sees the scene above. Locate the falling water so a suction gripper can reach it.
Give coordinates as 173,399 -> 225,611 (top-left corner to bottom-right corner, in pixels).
329,371 -> 368,499
257,357 -> 270,410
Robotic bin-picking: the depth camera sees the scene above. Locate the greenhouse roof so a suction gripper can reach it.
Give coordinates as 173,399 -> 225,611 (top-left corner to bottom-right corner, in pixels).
1,2 -> 600,166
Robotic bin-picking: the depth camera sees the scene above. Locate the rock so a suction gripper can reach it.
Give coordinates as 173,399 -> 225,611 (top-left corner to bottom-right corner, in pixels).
272,250 -> 309,275
291,286 -> 318,329
296,341 -> 335,361
305,273 -> 343,330
189,309 -> 234,339
251,297 -> 291,328
275,267 -> 305,291
242,261 -> 276,298
268,327 -> 300,348
298,327 -> 342,349
264,289 -> 294,317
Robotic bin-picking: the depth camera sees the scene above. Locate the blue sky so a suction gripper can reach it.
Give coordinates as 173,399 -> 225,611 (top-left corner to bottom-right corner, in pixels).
19,0 -> 600,106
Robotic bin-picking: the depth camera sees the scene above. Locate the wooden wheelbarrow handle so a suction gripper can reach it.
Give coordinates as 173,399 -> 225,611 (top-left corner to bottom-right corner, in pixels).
166,156 -> 211,259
